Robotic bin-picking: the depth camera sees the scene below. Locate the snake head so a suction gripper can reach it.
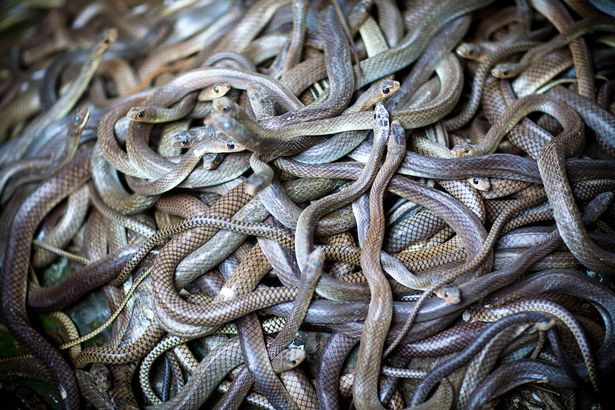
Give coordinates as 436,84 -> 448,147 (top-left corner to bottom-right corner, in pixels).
451,142 -> 477,157
192,133 -> 244,158
127,107 -> 149,122
217,134 -> 244,153
201,152 -> 224,170
491,63 -> 516,79
198,82 -> 231,101
271,348 -> 306,372
378,79 -> 400,98
172,131 -> 194,148
467,176 -> 490,191
71,106 -> 91,134
172,126 -> 217,148
456,43 -> 485,62
211,111 -> 259,151
94,28 -> 118,57
434,285 -> 461,304
212,96 -> 238,114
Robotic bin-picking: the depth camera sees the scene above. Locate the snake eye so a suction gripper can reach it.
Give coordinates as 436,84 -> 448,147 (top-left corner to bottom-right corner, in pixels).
74,115 -> 81,124
226,142 -> 235,149
137,110 -> 145,119
464,148 -> 470,154
213,86 -> 219,93
473,177 -> 479,185
500,68 -> 509,76
382,87 -> 390,94
182,137 -> 190,145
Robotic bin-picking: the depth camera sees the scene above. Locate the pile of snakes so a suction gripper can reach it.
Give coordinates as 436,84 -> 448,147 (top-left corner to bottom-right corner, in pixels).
2,0 -> 615,408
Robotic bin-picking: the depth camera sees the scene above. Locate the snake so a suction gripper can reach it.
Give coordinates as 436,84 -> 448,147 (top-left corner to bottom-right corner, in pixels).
353,120 -> 406,409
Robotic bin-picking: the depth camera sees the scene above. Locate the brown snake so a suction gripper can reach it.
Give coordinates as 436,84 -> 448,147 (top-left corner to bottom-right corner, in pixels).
353,120 -> 406,409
